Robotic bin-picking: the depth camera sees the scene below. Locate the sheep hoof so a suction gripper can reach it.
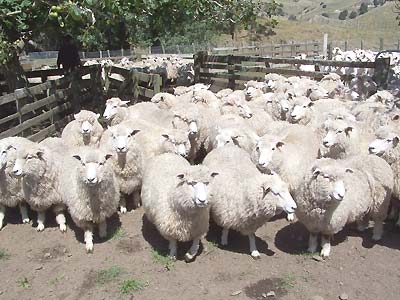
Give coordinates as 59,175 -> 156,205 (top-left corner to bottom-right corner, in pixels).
184,253 -> 195,263
120,206 -> 127,214
86,244 -> 94,253
286,213 -> 295,223
320,249 -> 330,258
22,218 -> 30,224
251,251 -> 261,259
59,224 -> 67,233
36,224 -> 45,232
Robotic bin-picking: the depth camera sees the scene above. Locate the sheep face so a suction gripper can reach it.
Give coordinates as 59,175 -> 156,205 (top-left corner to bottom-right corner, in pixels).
72,151 -> 113,186
214,128 -> 242,149
176,167 -> 218,208
310,165 -> 348,203
262,173 -> 297,214
254,135 -> 284,169
173,116 -> 198,136
0,144 -> 15,170
13,146 -> 46,179
221,97 -> 253,118
103,98 -> 129,120
108,126 -> 141,154
290,97 -> 313,123
74,111 -> 100,136
244,86 -> 263,101
162,130 -> 191,158
369,127 -> 399,156
322,120 -> 353,148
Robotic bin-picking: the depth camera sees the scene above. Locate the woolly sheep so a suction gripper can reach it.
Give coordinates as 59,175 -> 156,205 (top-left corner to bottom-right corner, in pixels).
61,110 -> 103,147
141,153 -> 218,261
0,137 -> 32,229
12,140 -> 67,232
103,97 -> 130,126
63,148 -> 119,252
295,156 -> 393,257
151,92 -> 180,110
368,125 -> 400,226
128,102 -> 174,129
192,89 -> 220,110
203,146 -> 296,259
215,88 -> 233,99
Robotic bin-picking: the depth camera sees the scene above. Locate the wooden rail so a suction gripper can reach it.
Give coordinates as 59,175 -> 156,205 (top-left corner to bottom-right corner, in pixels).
0,65 -> 102,142
105,65 -> 162,102
194,51 -> 391,90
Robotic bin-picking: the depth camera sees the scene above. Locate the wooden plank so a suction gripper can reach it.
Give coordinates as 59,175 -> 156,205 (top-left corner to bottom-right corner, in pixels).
0,102 -> 71,139
201,63 -> 229,70
137,86 -> 155,99
0,112 -> 19,126
28,123 -> 58,142
0,93 -> 16,106
20,90 -> 66,115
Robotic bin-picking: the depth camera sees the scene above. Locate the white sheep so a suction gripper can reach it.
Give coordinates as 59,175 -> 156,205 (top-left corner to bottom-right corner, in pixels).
151,92 -> 180,110
61,110 -> 103,147
128,102 -> 174,129
12,140 -> 67,232
295,156 -> 393,257
63,148 -> 119,252
203,145 -> 296,259
141,153 -> 218,261
0,137 -> 32,229
103,97 -> 130,126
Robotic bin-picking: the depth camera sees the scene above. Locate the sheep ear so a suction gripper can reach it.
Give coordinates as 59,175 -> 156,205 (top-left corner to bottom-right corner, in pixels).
308,101 -> 314,107
96,113 -> 100,119
6,144 -> 15,151
392,114 -> 400,121
210,172 -> 219,178
345,168 -> 354,173
105,154 -> 113,161
345,126 -> 353,136
312,167 -> 321,177
121,101 -> 130,106
130,129 -> 141,136
276,141 -> 285,149
262,186 -> 271,198
176,173 -> 185,180
72,155 -> 81,161
393,136 -> 399,147
73,113 -> 79,120
161,134 -> 170,140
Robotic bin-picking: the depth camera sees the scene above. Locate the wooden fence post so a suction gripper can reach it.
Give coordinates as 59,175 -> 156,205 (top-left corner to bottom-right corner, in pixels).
360,40 -> 363,50
327,43 -> 332,60
374,57 -> 391,89
323,33 -> 328,58
194,51 -> 206,84
379,38 -> 384,51
345,41 -> 348,51
227,55 -> 235,90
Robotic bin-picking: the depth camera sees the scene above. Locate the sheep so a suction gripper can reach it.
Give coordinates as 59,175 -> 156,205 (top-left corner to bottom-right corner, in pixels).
220,94 -> 253,119
320,119 -> 374,159
63,148 -> 119,252
173,86 -> 191,96
151,92 -> 180,110
366,90 -> 396,106
192,89 -> 220,110
128,102 -> 174,129
215,88 -> 233,99
295,156 -> 393,257
12,140 -> 67,232
0,137 -> 32,229
251,125 -> 320,221
141,153 -> 218,261
61,110 -> 103,147
368,125 -> 400,226
103,97 -> 130,126
212,125 -> 259,154
251,92 -> 290,121
203,145 -> 297,259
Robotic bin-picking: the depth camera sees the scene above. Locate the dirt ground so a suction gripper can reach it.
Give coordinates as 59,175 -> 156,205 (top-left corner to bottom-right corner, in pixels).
0,205 -> 399,300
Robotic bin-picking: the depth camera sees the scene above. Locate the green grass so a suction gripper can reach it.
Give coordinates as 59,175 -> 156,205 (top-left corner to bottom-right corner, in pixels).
17,277 -> 30,289
0,249 -> 10,260
279,274 -> 296,290
96,266 -> 125,285
120,279 -> 147,294
111,227 -> 125,240
150,249 -> 174,271
48,275 -> 65,285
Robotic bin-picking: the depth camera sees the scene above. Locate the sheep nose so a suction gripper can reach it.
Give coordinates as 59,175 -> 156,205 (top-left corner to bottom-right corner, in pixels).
368,146 -> 375,153
88,177 -> 96,183
323,140 -> 329,146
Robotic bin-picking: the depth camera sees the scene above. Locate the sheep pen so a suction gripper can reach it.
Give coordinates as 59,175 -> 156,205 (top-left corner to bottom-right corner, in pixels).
0,51 -> 400,300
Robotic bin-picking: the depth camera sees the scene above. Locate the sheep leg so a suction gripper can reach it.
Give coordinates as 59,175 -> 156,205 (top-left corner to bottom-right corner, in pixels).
55,212 -> 67,232
98,221 -> 107,239
19,204 -> 30,224
320,234 -> 331,258
133,190 -> 141,208
0,204 -> 5,230
84,229 -> 94,253
119,197 -> 127,214
249,234 -> 260,259
168,240 -> 177,259
357,216 -> 369,232
221,228 -> 229,246
307,232 -> 318,253
372,220 -> 384,241
36,211 -> 46,232
184,238 -> 200,263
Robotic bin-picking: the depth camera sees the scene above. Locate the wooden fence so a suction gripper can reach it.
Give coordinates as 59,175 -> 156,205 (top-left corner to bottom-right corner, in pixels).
193,51 -> 390,91
105,65 -> 162,102
0,65 -> 102,142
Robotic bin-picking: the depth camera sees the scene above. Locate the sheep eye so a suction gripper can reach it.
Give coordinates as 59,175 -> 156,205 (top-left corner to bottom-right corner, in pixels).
99,162 -> 104,166
113,105 -> 117,108
2,150 -> 6,154
26,155 -> 33,160
303,105 -> 307,108
271,147 -> 276,151
256,146 -> 260,151
337,130 -> 343,134
387,139 -> 392,143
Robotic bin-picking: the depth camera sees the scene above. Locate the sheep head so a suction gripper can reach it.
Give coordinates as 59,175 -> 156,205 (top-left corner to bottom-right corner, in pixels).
369,126 -> 399,156
108,125 -> 141,154
322,119 -> 354,149
74,110 -> 100,136
161,129 -> 191,158
103,97 -> 129,120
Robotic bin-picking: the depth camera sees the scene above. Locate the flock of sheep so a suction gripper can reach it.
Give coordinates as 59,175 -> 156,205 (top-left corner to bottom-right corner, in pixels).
1,67 -> 400,262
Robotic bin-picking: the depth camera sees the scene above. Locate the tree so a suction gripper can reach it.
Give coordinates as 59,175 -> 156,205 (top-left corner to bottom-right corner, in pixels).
338,9 -> 348,20
349,11 -> 358,19
359,3 -> 369,15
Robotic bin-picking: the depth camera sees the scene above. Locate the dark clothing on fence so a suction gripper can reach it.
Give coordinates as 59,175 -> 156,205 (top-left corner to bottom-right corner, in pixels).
57,43 -> 81,72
